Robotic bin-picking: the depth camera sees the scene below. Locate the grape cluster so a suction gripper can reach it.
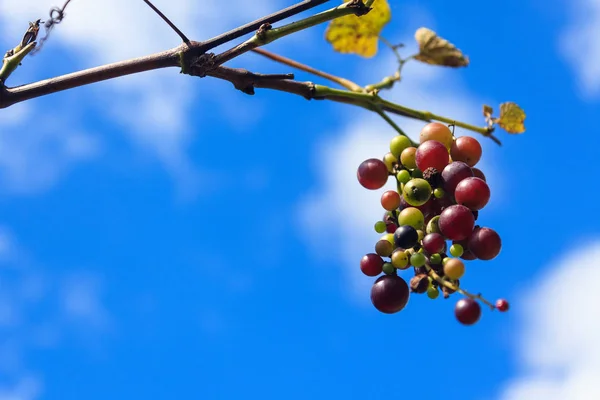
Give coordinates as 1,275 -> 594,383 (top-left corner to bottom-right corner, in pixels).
357,122 -> 509,325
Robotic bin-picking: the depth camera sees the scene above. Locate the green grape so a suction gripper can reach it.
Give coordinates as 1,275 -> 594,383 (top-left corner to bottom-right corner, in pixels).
398,207 -> 425,230
396,169 -> 411,184
390,135 -> 412,157
374,221 -> 387,233
391,248 -> 409,269
381,233 -> 394,246
429,253 -> 442,264
434,188 -> 445,199
382,262 -> 396,275
417,230 -> 424,241
426,216 -> 441,234
402,178 -> 432,207
410,252 -> 426,267
427,286 -> 440,299
442,257 -> 451,266
411,168 -> 424,179
383,152 -> 397,173
449,243 -> 464,257
400,147 -> 417,169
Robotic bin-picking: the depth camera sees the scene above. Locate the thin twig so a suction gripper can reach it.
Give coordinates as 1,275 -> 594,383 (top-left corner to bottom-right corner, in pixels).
251,48 -> 362,92
142,0 -> 190,43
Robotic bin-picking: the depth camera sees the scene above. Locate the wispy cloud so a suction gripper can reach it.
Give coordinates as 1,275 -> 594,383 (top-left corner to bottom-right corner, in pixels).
0,0 -> 281,195
0,228 -> 110,399
558,0 -> 600,98
496,240 -> 600,400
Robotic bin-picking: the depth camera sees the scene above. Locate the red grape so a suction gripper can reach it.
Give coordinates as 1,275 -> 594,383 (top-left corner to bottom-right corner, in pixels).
419,122 -> 453,149
360,253 -> 384,276
422,233 -> 446,254
441,161 -> 474,195
371,275 -> 410,314
450,136 -> 482,167
454,177 -> 490,211
496,299 -> 509,312
472,167 -> 486,181
455,298 -> 481,325
468,227 -> 501,260
357,159 -> 389,190
381,190 -> 401,211
438,205 -> 475,241
415,140 -> 450,172
385,223 -> 398,233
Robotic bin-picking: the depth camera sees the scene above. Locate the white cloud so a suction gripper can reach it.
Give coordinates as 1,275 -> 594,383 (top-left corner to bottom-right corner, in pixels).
297,29 -> 505,300
559,0 -> 600,98
0,0 -> 282,194
496,240 -> 600,400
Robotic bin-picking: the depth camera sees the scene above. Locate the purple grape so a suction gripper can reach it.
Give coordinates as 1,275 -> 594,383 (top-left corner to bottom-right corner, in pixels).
441,161 -> 474,195
370,275 -> 410,314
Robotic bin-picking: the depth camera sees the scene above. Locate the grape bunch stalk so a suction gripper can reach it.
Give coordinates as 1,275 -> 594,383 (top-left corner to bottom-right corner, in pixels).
357,122 -> 509,325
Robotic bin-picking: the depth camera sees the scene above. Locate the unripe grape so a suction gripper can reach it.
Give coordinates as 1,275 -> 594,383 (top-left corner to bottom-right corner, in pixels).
426,216 -> 441,234
429,253 -> 442,264
450,136 -> 482,167
427,285 -> 440,299
449,244 -> 464,257
374,221 -> 387,233
400,147 -> 417,169
410,252 -> 427,267
381,190 -> 401,211
383,152 -> 398,173
391,248 -> 409,269
396,169 -> 411,184
375,239 -> 393,257
390,135 -> 412,157
444,258 -> 465,280
433,188 -> 445,198
402,178 -> 432,207
419,122 -> 454,150
398,207 -> 425,230
382,262 -> 396,275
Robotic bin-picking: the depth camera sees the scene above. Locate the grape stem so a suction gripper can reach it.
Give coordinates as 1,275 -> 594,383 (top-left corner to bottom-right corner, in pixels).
425,265 -> 496,310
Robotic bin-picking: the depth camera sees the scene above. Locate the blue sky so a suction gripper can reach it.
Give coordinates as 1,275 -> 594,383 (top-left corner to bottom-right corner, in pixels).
0,0 -> 599,399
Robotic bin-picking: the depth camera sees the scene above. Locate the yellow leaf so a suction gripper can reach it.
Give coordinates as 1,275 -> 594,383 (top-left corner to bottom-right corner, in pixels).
325,0 -> 391,58
497,102 -> 526,134
413,27 -> 469,67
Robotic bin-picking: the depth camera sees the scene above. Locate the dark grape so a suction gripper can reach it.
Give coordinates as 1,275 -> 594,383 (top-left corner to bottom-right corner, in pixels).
472,167 -> 486,181
455,298 -> 481,325
416,140 -> 450,172
385,223 -> 398,233
454,177 -> 490,211
419,122 -> 453,150
394,225 -> 419,249
468,227 -> 501,260
441,161 -> 474,195
360,253 -> 384,276
422,233 -> 446,254
370,275 -> 410,314
438,205 -> 475,241
357,159 -> 389,190
450,136 -> 482,167
496,299 -> 510,312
